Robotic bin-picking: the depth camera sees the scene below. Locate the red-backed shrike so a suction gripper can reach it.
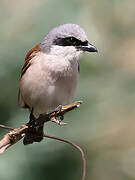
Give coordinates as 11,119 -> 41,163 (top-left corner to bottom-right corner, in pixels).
18,24 -> 98,144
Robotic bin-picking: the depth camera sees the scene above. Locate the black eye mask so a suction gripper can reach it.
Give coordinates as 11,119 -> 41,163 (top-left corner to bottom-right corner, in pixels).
53,37 -> 88,47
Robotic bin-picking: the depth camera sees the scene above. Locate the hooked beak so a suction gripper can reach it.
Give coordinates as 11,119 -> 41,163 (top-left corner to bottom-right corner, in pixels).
81,43 -> 98,53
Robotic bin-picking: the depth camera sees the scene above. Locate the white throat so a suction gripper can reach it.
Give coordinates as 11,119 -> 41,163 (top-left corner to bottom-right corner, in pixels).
49,45 -> 83,61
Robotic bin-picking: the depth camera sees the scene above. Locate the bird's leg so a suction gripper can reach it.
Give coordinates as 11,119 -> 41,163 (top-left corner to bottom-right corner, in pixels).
54,105 -> 62,113
55,105 -> 64,122
27,108 -> 36,127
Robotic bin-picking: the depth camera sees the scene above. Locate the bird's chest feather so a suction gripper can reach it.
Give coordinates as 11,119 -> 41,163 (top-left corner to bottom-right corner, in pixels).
42,54 -> 78,100
28,53 -> 78,103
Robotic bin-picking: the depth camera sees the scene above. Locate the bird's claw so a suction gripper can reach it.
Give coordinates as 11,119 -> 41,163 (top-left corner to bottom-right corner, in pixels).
51,117 -> 67,126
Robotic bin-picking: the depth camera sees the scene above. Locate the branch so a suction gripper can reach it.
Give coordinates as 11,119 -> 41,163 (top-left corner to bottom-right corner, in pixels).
0,125 -> 27,154
0,101 -> 86,180
0,101 -> 82,153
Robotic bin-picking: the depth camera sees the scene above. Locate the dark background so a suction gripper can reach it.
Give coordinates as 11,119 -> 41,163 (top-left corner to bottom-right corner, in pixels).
0,0 -> 135,179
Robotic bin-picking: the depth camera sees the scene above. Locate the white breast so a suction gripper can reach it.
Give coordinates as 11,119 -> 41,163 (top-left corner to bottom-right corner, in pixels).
20,52 -> 78,117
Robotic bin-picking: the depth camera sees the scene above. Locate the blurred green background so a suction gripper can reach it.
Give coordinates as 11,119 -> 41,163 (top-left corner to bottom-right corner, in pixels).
0,0 -> 135,179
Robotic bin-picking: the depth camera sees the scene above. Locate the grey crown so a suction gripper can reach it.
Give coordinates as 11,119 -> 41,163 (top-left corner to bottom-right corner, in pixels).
40,24 -> 88,53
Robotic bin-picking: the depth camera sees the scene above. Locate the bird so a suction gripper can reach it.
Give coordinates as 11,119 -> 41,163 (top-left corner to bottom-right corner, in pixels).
18,24 -> 98,145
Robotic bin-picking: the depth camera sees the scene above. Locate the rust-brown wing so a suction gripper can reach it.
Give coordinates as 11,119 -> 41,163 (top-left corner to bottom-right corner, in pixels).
21,44 -> 40,77
18,44 -> 41,108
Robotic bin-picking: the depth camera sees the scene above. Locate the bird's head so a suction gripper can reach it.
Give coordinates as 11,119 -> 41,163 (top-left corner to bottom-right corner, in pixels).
40,24 -> 98,61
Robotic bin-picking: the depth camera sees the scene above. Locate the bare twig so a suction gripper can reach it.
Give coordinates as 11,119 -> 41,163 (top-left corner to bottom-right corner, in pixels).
0,125 -> 28,154
0,101 -> 86,180
0,124 -> 14,131
44,134 -> 86,180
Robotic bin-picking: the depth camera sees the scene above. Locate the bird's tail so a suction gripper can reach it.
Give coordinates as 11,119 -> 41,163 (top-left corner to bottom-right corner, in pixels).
23,124 -> 44,145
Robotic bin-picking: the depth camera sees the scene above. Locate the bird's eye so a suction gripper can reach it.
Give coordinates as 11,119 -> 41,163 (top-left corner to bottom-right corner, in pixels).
66,37 -> 77,45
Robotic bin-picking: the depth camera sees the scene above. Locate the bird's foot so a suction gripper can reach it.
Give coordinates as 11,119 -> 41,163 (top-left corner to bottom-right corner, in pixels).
27,108 -> 36,127
51,117 -> 67,126
51,105 -> 65,122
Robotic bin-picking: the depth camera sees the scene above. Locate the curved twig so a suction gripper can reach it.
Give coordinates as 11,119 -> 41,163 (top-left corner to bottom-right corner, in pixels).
44,134 -> 86,180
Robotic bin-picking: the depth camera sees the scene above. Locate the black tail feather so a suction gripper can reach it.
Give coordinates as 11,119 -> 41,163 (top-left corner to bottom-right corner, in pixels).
23,125 -> 44,145
23,109 -> 44,145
